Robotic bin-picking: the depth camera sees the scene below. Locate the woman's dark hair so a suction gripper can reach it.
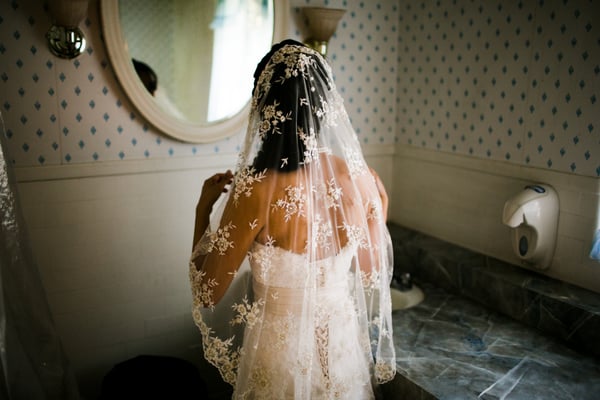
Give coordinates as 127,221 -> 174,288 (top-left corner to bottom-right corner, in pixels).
252,40 -> 330,173
133,59 -> 158,95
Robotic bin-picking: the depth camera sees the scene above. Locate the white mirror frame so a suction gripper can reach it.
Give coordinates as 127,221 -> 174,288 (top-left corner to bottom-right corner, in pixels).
100,0 -> 289,143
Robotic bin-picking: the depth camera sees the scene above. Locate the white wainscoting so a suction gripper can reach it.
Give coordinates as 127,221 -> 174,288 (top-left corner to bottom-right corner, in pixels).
390,144 -> 600,294
14,144 -> 395,398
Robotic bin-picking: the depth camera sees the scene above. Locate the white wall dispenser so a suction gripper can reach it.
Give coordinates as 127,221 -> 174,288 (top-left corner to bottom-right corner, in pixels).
502,184 -> 559,270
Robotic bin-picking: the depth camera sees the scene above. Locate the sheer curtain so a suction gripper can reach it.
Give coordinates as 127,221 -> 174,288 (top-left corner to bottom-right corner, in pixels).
0,114 -> 79,399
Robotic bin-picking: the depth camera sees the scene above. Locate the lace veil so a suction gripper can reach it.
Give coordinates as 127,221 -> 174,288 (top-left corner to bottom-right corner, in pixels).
190,40 -> 396,398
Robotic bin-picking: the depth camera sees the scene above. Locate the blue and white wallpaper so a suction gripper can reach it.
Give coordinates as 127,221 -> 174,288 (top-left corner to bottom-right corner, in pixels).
0,0 -> 598,177
395,0 -> 599,177
0,0 -> 245,166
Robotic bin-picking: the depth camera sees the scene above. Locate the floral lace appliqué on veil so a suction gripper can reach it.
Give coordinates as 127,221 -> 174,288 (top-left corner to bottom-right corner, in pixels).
190,42 -> 396,399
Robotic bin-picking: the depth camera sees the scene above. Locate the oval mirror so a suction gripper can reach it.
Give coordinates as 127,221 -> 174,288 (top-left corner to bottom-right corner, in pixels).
100,0 -> 288,143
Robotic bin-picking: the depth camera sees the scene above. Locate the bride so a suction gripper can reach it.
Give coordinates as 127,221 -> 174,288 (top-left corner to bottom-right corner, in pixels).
189,40 -> 396,399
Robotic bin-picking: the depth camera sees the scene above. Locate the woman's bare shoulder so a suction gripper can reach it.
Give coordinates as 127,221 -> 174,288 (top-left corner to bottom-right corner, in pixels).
238,168 -> 289,203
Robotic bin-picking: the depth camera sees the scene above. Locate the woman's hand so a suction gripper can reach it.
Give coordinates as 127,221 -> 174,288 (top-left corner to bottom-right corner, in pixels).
193,170 -> 234,248
369,167 -> 388,221
197,170 -> 234,212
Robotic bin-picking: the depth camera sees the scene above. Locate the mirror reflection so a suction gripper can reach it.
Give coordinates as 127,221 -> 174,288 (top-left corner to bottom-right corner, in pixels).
119,0 -> 274,125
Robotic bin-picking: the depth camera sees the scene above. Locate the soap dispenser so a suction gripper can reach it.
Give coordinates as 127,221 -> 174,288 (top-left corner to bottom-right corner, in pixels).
502,184 -> 559,270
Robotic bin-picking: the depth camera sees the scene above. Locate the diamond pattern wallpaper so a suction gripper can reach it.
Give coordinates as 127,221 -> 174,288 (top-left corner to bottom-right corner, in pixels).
0,0 -> 245,166
0,0 -> 598,177
395,0 -> 599,177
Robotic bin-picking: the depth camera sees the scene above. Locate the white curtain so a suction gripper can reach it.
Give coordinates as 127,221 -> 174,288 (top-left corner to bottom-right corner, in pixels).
0,114 -> 79,399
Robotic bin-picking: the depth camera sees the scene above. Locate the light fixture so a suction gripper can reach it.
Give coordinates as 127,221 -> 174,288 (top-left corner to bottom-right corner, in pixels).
301,7 -> 346,57
46,0 -> 89,59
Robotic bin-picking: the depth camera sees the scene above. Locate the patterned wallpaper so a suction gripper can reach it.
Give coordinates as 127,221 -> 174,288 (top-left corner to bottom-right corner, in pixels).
396,0 -> 599,177
0,0 -> 597,177
0,0 -> 245,166
120,0 -> 175,95
0,0 -> 398,168
307,0 -> 399,143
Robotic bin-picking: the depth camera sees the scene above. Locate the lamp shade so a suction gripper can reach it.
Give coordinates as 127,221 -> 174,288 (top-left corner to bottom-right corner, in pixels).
302,7 -> 346,42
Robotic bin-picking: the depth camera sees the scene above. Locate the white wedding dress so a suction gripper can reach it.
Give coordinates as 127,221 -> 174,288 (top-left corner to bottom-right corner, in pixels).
233,242 -> 374,399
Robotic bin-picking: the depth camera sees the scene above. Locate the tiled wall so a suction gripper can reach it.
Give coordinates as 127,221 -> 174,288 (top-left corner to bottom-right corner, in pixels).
15,164 -> 220,397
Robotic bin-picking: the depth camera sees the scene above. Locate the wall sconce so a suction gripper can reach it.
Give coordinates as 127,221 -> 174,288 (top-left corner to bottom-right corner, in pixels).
46,0 -> 89,59
302,7 -> 346,57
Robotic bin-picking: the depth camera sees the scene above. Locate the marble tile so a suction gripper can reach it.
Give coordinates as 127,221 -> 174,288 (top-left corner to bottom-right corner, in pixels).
391,284 -> 600,400
388,223 -> 600,359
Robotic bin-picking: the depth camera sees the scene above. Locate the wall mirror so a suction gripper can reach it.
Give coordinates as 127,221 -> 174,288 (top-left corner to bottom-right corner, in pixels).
100,0 -> 288,143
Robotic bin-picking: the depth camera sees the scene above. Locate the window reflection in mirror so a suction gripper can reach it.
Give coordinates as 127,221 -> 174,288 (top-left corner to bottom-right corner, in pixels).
120,0 -> 273,125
